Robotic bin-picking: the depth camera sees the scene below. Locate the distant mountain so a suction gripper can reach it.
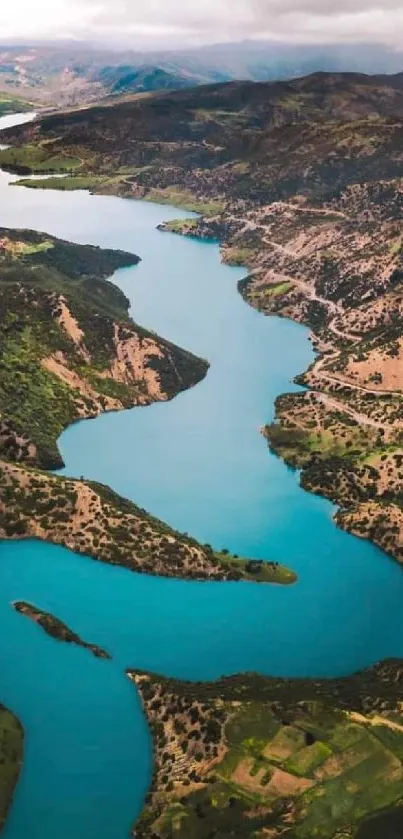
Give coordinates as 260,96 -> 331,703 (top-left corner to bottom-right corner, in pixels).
1,40 -> 403,107
95,65 -> 194,95
0,44 -> 199,106
169,40 -> 403,80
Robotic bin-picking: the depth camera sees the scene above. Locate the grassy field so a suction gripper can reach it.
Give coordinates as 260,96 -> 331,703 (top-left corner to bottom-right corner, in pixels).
143,188 -> 225,216
14,175 -> 104,191
0,94 -> 32,117
0,145 -> 81,174
215,552 -> 297,584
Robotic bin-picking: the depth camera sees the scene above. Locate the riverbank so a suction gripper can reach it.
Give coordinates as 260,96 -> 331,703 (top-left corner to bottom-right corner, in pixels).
0,460 -> 295,583
161,214 -> 403,569
1,103 -> 403,839
4,84 -> 403,565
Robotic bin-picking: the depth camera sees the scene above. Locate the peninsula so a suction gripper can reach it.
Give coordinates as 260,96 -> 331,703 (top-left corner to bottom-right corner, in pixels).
0,225 -> 294,584
4,72 -> 403,563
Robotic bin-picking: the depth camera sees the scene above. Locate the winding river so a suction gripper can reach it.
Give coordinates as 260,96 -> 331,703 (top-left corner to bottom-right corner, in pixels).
1,112 -> 403,839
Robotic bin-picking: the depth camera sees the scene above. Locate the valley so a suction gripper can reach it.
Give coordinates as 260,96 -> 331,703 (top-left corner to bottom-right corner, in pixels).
3,73 -> 403,564
1,73 -> 403,839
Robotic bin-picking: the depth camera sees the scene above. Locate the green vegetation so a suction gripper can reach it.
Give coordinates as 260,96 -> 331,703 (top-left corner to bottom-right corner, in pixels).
144,188 -> 225,217
133,661 -> 403,839
14,175 -> 104,191
162,218 -> 199,234
0,144 -> 81,174
0,227 -> 140,467
0,93 -> 32,117
263,281 -> 292,297
0,706 -> 23,831
215,552 -> 297,584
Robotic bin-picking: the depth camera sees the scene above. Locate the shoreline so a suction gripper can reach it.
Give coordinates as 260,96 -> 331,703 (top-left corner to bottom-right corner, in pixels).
3,154 -> 398,567
2,105 -> 401,835
158,217 -> 403,570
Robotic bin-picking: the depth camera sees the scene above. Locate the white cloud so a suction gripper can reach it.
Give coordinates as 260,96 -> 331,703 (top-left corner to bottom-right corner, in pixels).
2,0 -> 403,47
0,0 -> 93,39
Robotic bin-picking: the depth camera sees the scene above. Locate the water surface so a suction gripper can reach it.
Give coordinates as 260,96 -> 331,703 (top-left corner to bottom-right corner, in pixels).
0,113 -> 402,839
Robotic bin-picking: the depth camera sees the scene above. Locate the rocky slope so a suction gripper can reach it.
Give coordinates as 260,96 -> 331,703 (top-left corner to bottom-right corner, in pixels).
4,72 -> 403,562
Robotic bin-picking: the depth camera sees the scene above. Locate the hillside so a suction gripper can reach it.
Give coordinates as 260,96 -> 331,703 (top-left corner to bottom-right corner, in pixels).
94,65 -> 194,95
0,227 -> 210,470
3,72 -> 403,565
130,660 -> 403,839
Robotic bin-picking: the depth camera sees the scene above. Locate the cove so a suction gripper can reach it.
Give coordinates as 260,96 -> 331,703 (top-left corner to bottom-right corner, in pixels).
1,113 -> 403,839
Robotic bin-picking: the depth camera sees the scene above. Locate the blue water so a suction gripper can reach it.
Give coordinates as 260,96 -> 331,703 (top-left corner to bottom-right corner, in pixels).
1,113 -> 403,839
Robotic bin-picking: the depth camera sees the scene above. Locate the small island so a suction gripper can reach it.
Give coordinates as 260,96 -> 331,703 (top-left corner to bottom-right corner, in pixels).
13,602 -> 111,659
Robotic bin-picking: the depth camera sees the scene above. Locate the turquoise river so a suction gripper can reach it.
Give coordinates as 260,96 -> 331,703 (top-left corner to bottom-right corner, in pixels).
0,112 -> 403,839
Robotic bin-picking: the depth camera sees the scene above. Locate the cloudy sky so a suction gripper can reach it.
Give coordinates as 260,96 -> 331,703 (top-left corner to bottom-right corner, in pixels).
1,0 -> 403,48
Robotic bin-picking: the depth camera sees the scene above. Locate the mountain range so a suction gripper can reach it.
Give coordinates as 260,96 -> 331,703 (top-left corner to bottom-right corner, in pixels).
2,39 -> 403,106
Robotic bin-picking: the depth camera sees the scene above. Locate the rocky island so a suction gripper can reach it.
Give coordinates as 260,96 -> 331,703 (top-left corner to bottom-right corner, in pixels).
4,73 -> 403,565
13,601 -> 111,659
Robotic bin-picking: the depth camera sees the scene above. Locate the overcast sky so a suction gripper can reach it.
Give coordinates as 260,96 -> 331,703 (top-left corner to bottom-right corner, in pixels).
2,0 -> 403,48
